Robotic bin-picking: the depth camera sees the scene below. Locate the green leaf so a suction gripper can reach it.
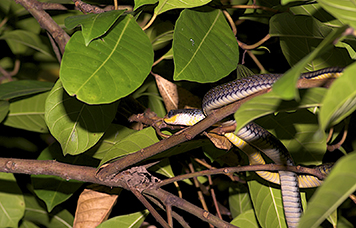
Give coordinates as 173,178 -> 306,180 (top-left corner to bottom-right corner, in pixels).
65,10 -> 125,46
97,210 -> 149,228
45,80 -> 118,155
317,0 -> 356,29
248,174 -> 288,228
319,62 -> 356,130
271,25 -> 348,100
60,15 -> 153,104
229,182 -> 253,218
3,92 -> 49,133
0,100 -> 9,123
289,3 -> 343,27
32,143 -> 88,212
234,88 -> 327,132
99,127 -> 159,166
173,9 -> 239,82
0,0 -> 12,13
0,30 -> 53,57
134,0 -> 158,11
0,172 -> 25,228
230,209 -> 259,227
151,30 -> 174,51
257,110 -> 326,165
87,124 -> 134,160
298,151 -> 356,228
147,82 -> 166,117
24,194 -> 74,228
149,158 -> 175,178
0,80 -> 53,100
19,220 -> 39,228
154,0 -> 211,15
270,13 -> 352,70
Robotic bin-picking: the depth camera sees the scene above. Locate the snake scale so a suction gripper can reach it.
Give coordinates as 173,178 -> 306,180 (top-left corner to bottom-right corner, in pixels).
163,67 -> 344,228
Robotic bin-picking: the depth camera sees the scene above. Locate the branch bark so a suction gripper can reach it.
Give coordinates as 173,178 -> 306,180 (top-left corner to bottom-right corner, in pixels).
14,0 -> 70,55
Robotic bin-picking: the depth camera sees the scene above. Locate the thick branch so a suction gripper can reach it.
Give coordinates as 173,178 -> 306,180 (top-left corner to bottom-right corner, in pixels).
0,157 -> 129,189
14,0 -> 70,55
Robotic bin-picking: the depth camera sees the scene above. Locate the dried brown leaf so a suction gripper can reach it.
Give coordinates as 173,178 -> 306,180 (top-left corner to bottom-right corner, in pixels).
205,132 -> 232,150
153,73 -> 178,112
73,184 -> 122,228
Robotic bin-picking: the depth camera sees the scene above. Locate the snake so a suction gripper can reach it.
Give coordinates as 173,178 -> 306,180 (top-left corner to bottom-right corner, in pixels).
163,67 -> 344,228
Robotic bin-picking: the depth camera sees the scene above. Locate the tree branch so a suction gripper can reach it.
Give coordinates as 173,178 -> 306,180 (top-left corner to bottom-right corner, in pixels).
14,0 -> 70,55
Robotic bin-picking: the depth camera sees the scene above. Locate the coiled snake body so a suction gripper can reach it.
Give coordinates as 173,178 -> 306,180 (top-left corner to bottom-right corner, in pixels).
163,67 -> 343,228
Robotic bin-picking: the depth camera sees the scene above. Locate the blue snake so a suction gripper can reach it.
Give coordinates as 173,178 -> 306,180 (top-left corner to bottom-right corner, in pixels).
163,67 -> 343,228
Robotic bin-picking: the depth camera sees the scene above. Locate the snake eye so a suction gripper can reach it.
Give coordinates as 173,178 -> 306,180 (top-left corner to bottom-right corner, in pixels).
167,110 -> 174,118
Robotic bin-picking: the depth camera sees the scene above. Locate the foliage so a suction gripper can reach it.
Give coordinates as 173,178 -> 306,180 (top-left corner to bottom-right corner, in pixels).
0,0 -> 356,227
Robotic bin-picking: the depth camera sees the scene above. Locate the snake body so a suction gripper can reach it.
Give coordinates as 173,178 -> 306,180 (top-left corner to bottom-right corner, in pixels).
164,67 -> 343,228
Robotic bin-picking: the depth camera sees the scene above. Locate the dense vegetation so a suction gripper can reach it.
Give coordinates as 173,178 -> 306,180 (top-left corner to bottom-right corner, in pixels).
0,0 -> 356,227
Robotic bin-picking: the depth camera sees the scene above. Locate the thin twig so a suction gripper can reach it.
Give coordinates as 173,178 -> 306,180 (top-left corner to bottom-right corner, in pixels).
166,204 -> 173,227
188,162 -> 209,212
0,59 -> 20,82
237,34 -> 271,50
130,187 -> 171,228
223,4 -> 279,13
142,13 -> 157,31
327,124 -> 348,152
0,17 -> 8,29
247,50 -> 266,72
208,175 -> 222,220
155,164 -> 329,188
145,194 -> 191,228
223,10 -> 237,36
145,188 -> 238,228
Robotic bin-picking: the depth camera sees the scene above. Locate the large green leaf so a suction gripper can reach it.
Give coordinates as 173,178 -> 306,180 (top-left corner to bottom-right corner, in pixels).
99,127 -> 159,166
317,0 -> 356,29
257,110 -> 326,165
88,124 -> 137,160
271,25 -> 348,100
97,210 -> 149,228
298,151 -> 356,228
0,172 -> 25,228
65,10 -> 125,46
0,100 -> 9,123
3,92 -> 49,133
234,88 -> 327,132
32,143 -> 91,212
173,9 -> 239,82
24,194 -> 73,228
289,3 -> 343,27
0,80 -> 53,100
134,0 -> 158,11
45,80 -> 118,155
319,62 -> 356,130
270,13 -> 352,70
248,175 -> 288,228
60,15 -> 153,104
19,220 -> 38,228
230,209 -> 259,227
229,182 -> 253,219
154,0 -> 211,15
149,158 -> 175,178
0,30 -> 53,57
